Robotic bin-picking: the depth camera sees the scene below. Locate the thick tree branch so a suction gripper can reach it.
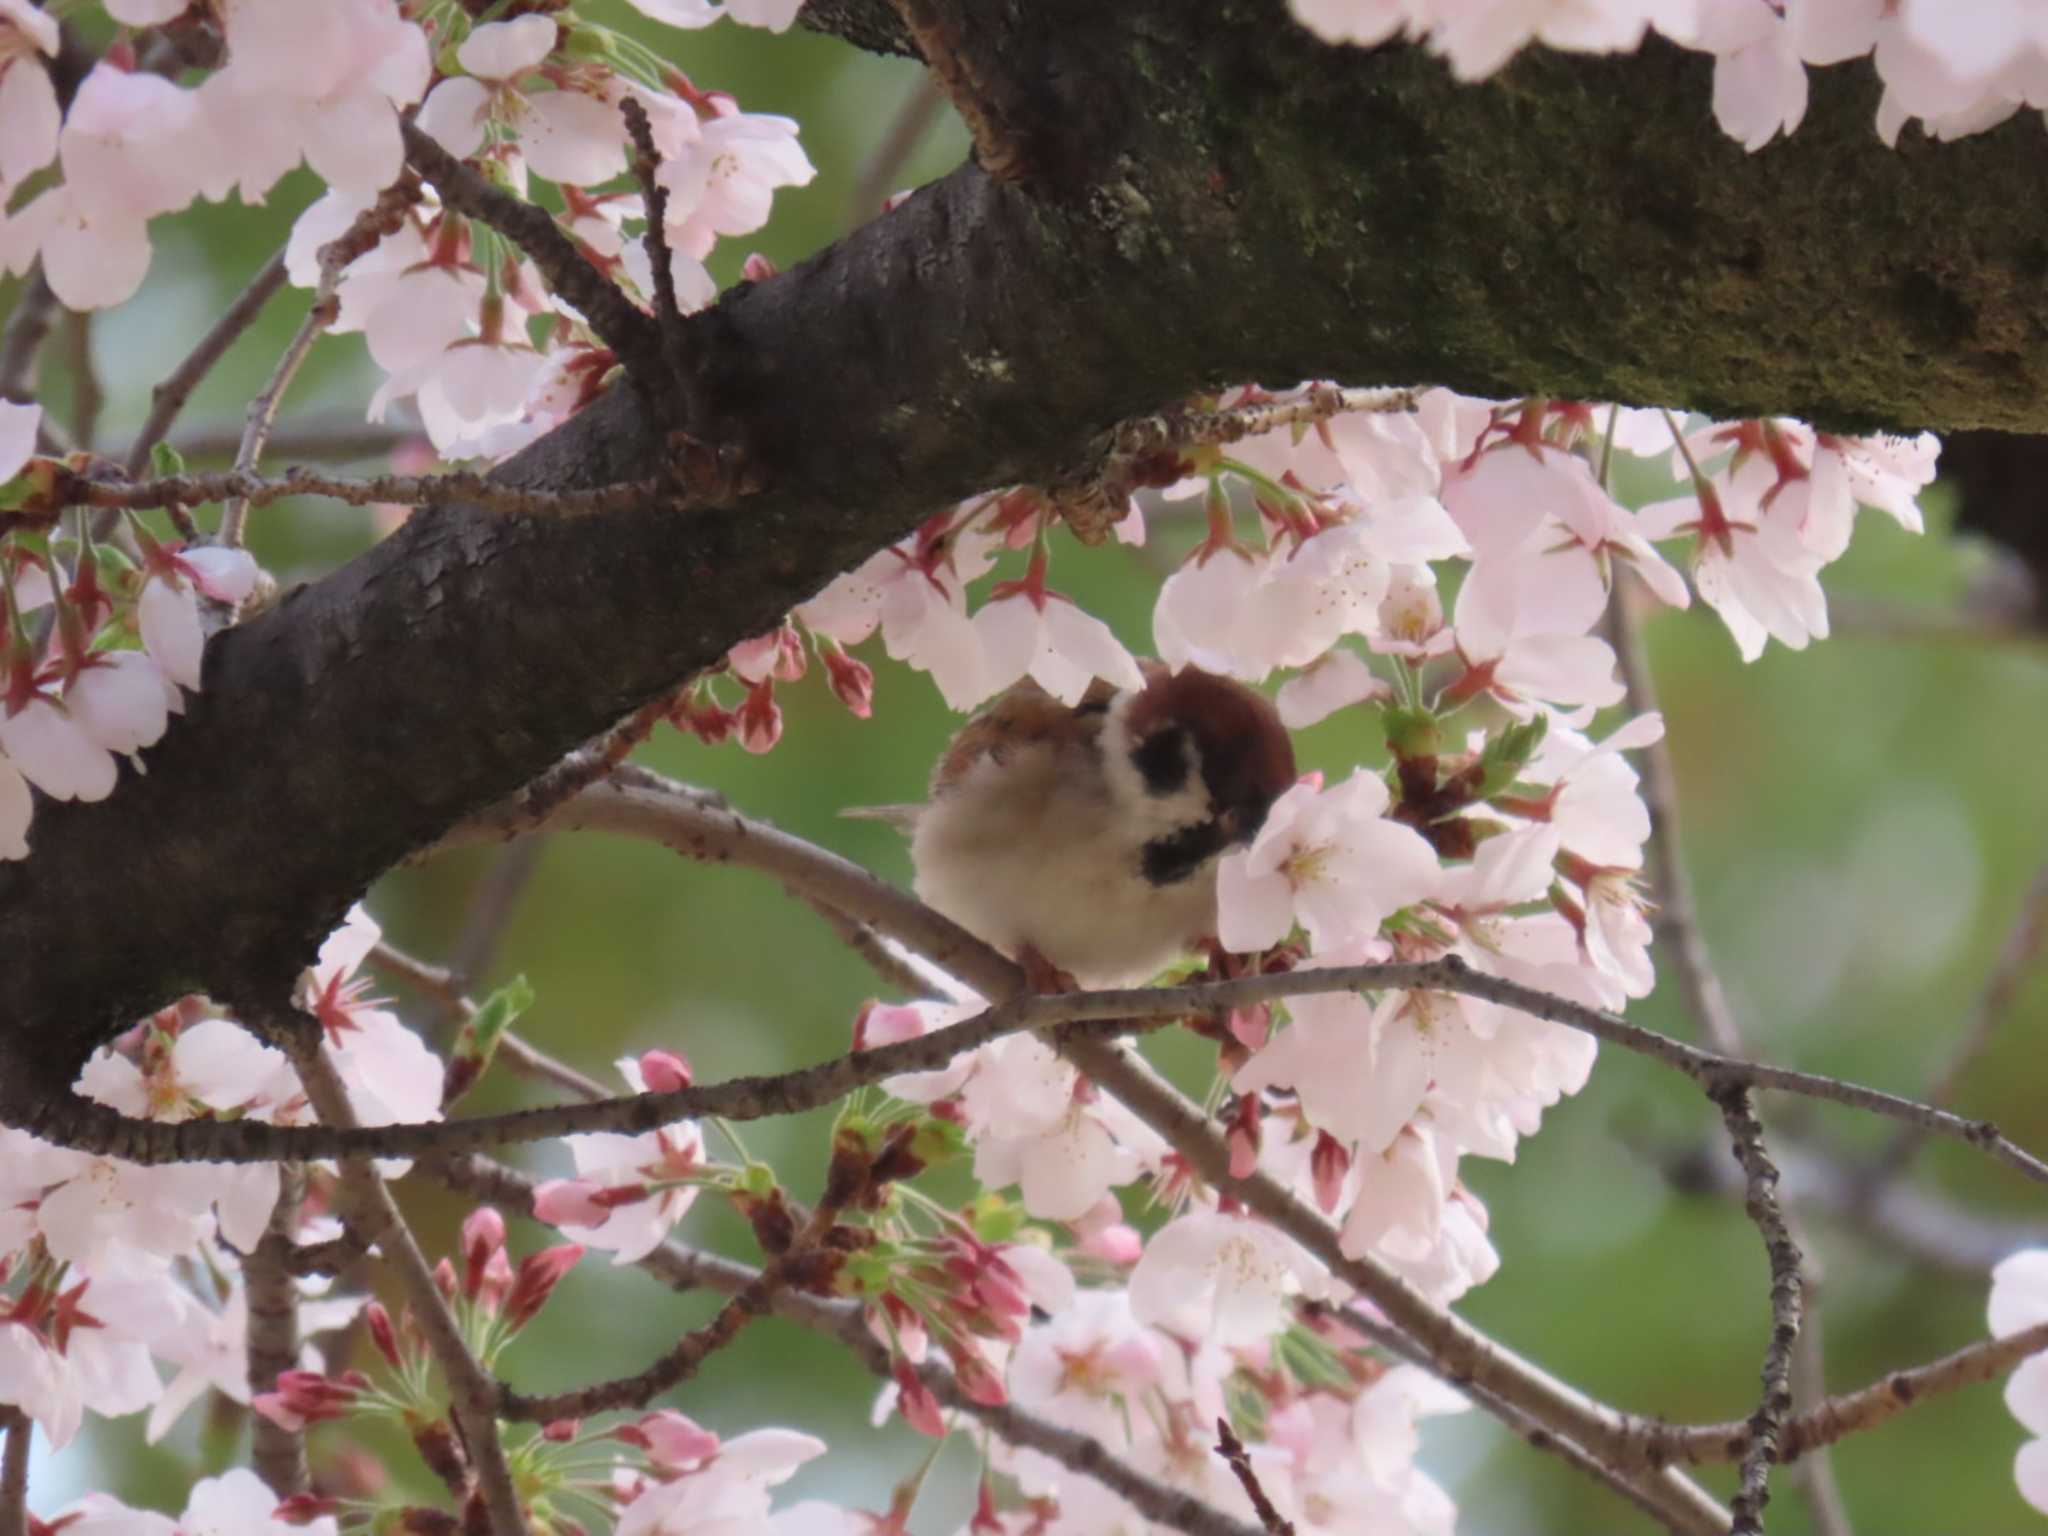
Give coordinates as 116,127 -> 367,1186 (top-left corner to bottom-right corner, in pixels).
11,2 -> 2048,1156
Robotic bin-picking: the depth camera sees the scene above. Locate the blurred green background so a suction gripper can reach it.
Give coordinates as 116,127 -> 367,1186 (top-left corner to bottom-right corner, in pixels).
6,9 -> 2048,1532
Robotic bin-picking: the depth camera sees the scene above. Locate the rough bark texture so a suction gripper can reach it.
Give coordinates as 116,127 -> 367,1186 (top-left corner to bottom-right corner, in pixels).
7,0 -> 2048,1103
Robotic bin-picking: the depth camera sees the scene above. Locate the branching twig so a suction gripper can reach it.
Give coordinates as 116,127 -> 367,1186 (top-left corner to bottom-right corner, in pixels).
435,1149 -> 1272,1536
620,96 -> 691,388
125,249 -> 291,477
40,464 -> 668,528
849,74 -> 945,226
1665,1318 -> 2048,1466
1215,1419 -> 1293,1536
0,267 -> 58,402
1716,1089 -> 1802,1536
169,412 -> 418,465
216,178 -> 422,550
1873,851 -> 2048,1178
499,1192 -> 841,1422
61,310 -> 99,451
401,123 -> 661,381
448,840 -> 547,994
247,1167 -> 310,1496
285,1029 -> 526,1536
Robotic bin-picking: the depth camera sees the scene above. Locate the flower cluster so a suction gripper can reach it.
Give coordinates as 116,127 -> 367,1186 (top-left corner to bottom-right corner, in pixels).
1,404 -> 258,862
0,906 -> 430,1451
1291,0 -> 2048,149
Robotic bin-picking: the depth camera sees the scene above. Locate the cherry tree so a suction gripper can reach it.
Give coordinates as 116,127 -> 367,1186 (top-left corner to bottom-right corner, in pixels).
1,2 -> 2046,1534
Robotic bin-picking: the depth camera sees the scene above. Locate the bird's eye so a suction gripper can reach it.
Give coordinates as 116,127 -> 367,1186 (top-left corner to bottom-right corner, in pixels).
1130,725 -> 1190,796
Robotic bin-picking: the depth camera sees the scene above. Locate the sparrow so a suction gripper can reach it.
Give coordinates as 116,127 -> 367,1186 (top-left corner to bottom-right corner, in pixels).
866,663 -> 1297,988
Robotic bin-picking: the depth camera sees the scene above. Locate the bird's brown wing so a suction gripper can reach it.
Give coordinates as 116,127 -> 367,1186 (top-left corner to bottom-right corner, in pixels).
929,676 -> 1116,795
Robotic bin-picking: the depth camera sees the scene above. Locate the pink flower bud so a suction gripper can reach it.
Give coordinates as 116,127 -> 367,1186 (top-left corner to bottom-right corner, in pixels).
823,646 -> 874,718
1310,1131 -> 1350,1214
532,1178 -> 611,1226
253,1369 -> 361,1432
366,1302 -> 403,1370
542,1417 -> 582,1443
1226,1096 -> 1262,1180
626,1408 -> 721,1469
741,252 -> 779,282
737,679 -> 782,754
461,1207 -> 507,1300
432,1256 -> 458,1303
274,1493 -> 342,1526
638,1049 -> 692,1092
945,1340 -> 1008,1407
503,1243 -> 583,1332
893,1360 -> 946,1437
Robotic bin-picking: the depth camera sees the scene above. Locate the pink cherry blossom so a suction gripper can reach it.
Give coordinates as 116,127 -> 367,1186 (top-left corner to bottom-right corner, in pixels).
1129,1209 -> 1328,1345
418,16 -> 628,188
138,544 -> 260,690
658,107 -> 816,260
1218,770 -> 1442,954
0,696 -> 117,803
971,588 -> 1145,709
0,1 -> 57,199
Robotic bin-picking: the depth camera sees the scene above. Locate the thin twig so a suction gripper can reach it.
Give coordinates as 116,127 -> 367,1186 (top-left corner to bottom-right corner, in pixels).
216,177 -> 423,548
247,1166 -> 310,1496
285,1029 -> 527,1536
401,123 -> 660,381
620,96 -> 690,388
0,1408 -> 28,1536
1611,571 -> 1848,1526
1660,1131 -> 2048,1276
1215,1420 -> 1293,1536
449,839 -> 548,993
798,890 -> 951,998
0,267 -> 58,402
125,249 -> 291,476
1873,852 -> 2048,1178
61,309 -> 100,452
500,1191 -> 843,1422
1060,1037 -> 1731,1535
1788,1299 -> 1855,1536
1670,1318 -> 2048,1466
849,74 -> 945,226
435,1150 -> 1273,1536
368,940 -> 611,1102
1716,1089 -> 1802,1536
41,464 -> 668,528
169,413 -> 417,465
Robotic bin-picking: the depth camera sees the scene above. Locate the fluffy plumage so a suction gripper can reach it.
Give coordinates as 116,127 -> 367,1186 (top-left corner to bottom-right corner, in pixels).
893,663 -> 1296,986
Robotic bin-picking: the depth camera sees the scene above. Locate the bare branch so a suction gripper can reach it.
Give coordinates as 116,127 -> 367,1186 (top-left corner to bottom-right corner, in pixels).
285,1030 -> 526,1536
217,179 -> 421,549
448,840 -> 548,995
0,267 -> 58,403
499,1191 -> 844,1423
1665,1318 -> 2048,1466
1215,1419 -> 1293,1536
621,96 -> 692,390
60,310 -> 100,452
168,413 -> 417,464
124,249 -> 290,477
435,1149 -> 1273,1536
46,464 -> 667,528
1873,852 -> 2048,1177
1715,1089 -> 1802,1535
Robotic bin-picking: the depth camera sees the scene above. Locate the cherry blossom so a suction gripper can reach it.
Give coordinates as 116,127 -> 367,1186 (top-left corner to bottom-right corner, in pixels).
0,0 -> 57,201
538,1057 -> 709,1264
417,16 -> 628,188
137,543 -> 261,691
1218,770 -> 1442,954
1128,1209 -> 1329,1346
658,106 -> 817,260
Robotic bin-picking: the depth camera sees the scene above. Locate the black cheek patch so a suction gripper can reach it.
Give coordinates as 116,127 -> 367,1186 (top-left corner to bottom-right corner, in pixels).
1140,818 -> 1229,886
1131,725 -> 1191,796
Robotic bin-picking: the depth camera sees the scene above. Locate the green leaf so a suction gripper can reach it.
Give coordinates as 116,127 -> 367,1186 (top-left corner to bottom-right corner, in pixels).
150,440 -> 187,479
450,974 -> 534,1074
